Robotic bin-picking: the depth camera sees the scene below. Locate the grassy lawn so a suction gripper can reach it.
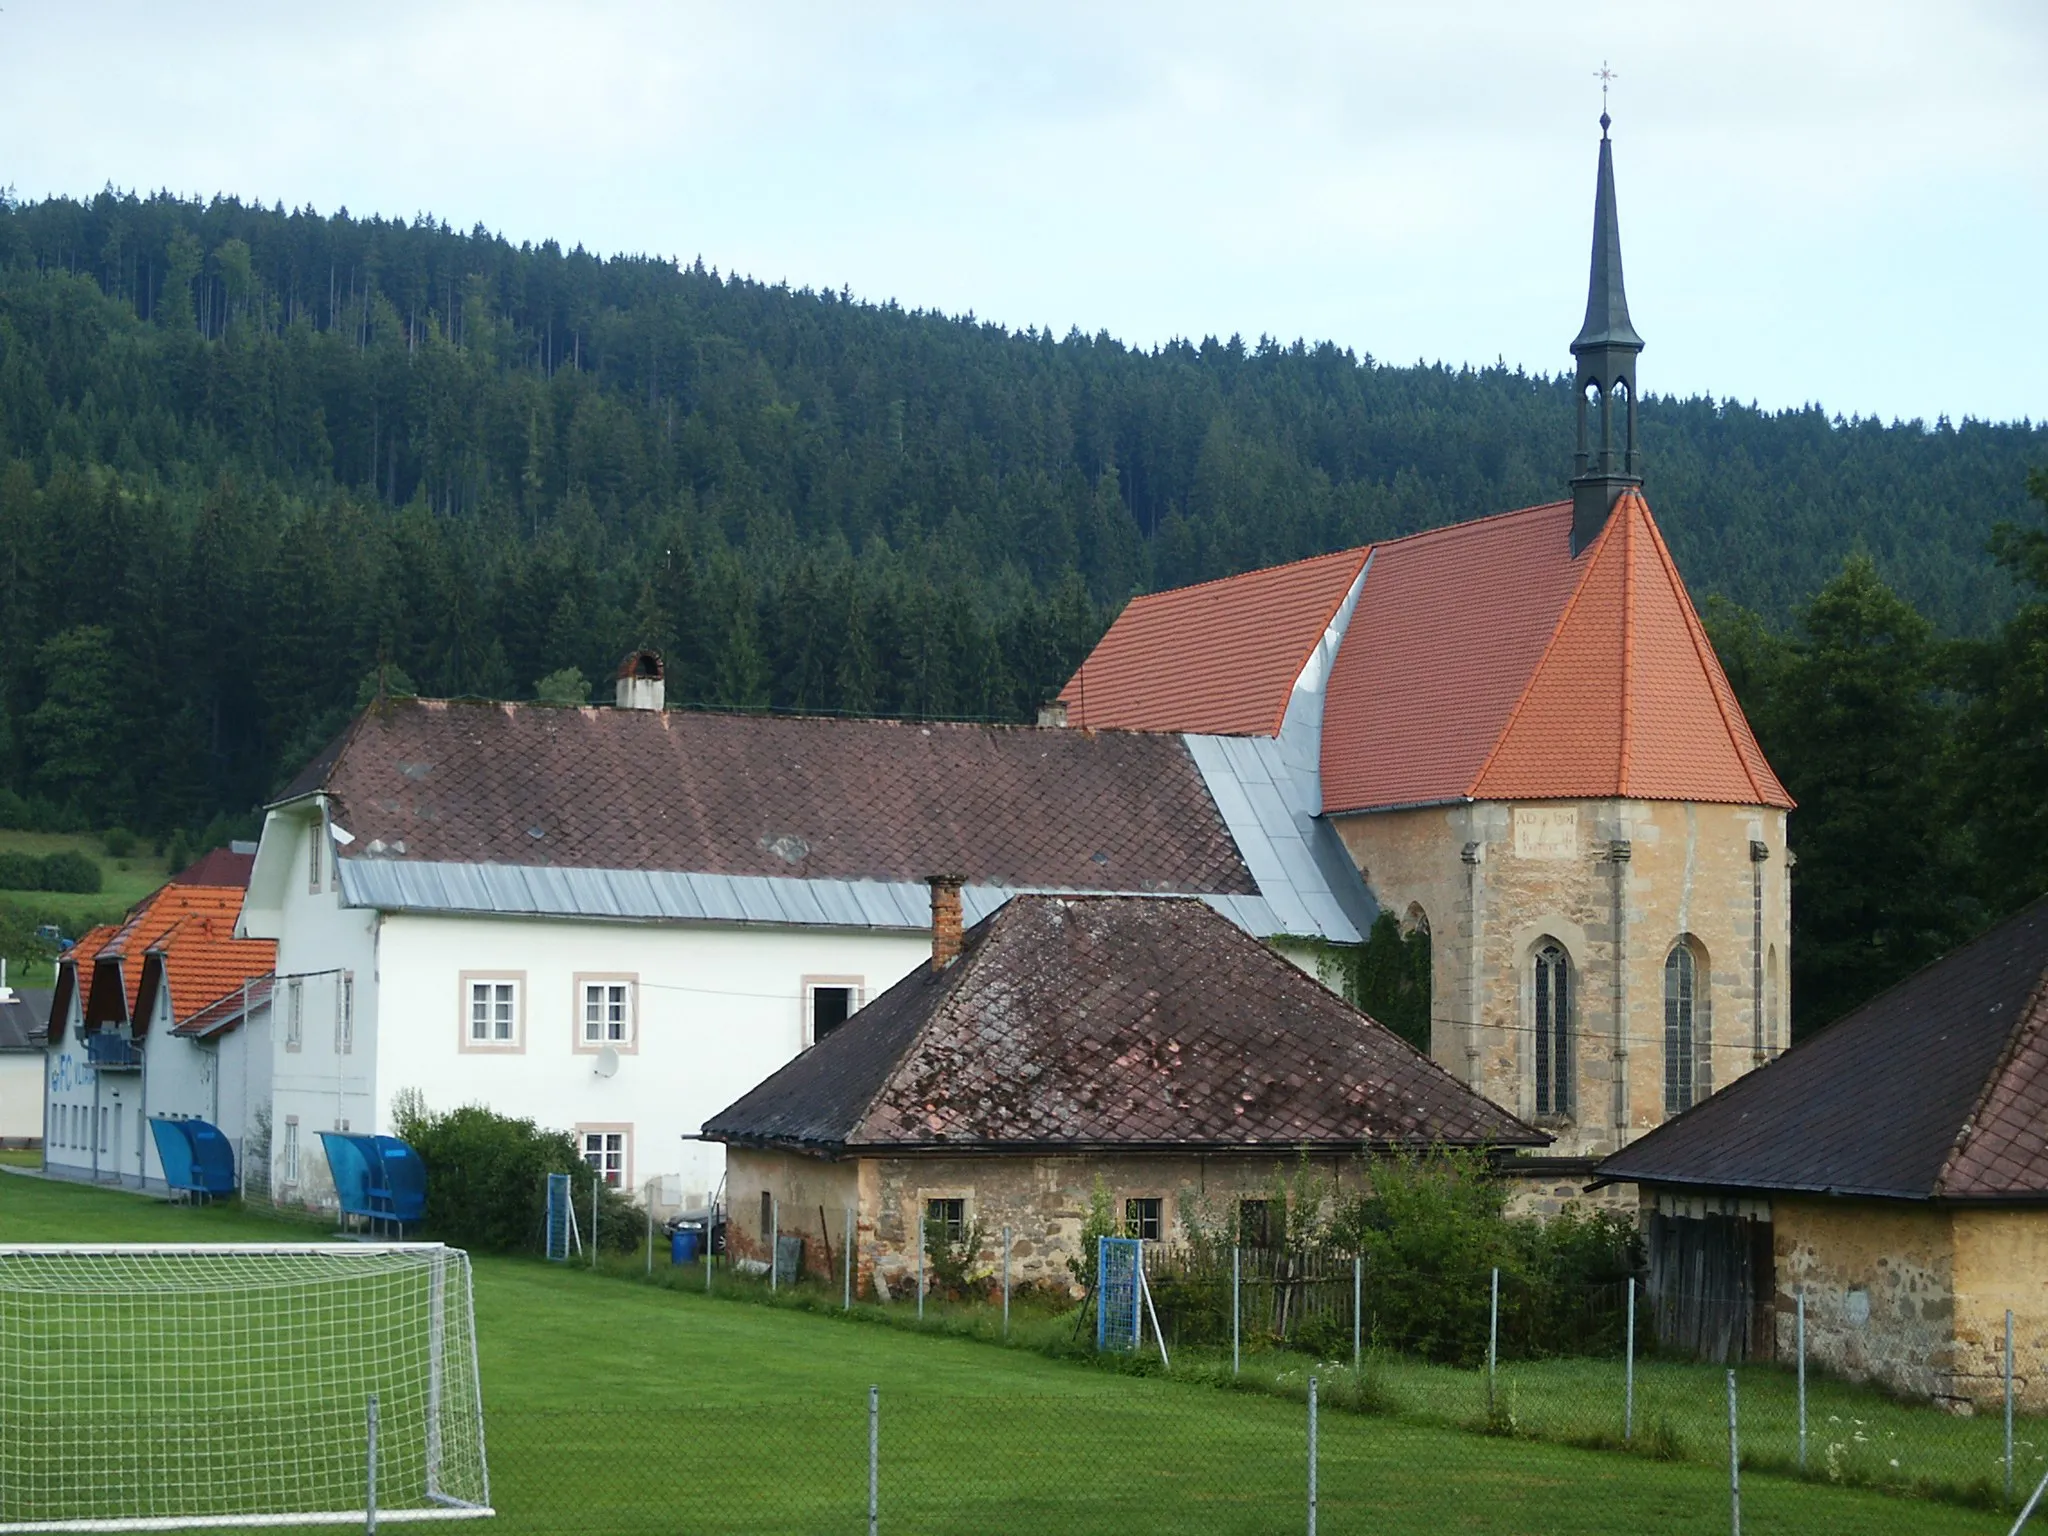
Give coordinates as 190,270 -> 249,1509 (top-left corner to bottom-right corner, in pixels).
0,1171 -> 2013,1535
0,829 -> 169,983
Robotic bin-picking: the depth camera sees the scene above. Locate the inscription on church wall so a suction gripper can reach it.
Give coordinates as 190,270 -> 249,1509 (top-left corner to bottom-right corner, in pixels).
1513,807 -> 1578,860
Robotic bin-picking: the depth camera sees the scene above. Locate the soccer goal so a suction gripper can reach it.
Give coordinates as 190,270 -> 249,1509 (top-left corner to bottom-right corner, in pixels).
0,1244 -> 491,1532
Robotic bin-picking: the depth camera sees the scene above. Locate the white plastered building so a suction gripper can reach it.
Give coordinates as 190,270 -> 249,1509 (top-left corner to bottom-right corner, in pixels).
238,655 -> 1374,1216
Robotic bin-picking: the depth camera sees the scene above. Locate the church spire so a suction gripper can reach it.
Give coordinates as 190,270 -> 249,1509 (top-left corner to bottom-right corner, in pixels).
1569,109 -> 1645,555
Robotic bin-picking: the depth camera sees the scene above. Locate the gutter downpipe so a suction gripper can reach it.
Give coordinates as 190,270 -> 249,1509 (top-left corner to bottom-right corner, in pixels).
1611,837 -> 1632,1148
1462,839 -> 1485,1094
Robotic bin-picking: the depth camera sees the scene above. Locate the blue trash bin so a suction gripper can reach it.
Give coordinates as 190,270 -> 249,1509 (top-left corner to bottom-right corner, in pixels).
670,1228 -> 701,1265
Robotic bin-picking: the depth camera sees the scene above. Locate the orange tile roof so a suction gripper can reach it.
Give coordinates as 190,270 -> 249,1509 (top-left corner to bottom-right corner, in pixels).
64,884 -> 276,1039
1057,492 -> 1792,816
1059,546 -> 1369,735
1320,502 -> 1588,812
1468,493 -> 1790,806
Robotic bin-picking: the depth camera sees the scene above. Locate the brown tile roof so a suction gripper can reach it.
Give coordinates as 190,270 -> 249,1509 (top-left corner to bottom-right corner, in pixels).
704,895 -> 1544,1154
293,701 -> 1256,895
1597,894 -> 2048,1202
48,885 -> 275,1047
1057,548 -> 1369,736
1054,495 -> 1791,815
170,847 -> 256,888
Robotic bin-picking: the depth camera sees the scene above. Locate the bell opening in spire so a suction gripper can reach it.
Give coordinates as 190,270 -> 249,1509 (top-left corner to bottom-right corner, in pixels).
1569,113 -> 1645,555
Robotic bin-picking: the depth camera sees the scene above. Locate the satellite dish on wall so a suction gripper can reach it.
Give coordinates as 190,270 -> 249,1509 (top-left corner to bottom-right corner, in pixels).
592,1046 -> 620,1079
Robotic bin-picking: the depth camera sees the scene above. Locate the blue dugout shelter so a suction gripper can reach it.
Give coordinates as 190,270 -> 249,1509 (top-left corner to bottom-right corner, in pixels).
146,1117 -> 238,1201
317,1132 -> 427,1235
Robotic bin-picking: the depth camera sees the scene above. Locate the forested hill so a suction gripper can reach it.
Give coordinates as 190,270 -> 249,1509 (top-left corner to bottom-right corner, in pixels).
0,188 -> 2042,841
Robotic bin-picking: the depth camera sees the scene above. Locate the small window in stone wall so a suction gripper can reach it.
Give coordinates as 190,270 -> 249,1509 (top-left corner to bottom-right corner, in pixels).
760,1191 -> 774,1239
1124,1197 -> 1162,1242
924,1198 -> 965,1245
1238,1198 -> 1274,1249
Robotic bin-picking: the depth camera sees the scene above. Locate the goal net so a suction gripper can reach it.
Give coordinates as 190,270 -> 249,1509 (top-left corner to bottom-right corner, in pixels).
0,1244 -> 491,1532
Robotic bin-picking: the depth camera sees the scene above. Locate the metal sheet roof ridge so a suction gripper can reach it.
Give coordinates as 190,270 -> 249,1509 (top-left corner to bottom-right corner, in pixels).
337,857 -> 1349,939
1181,732 -> 1370,943
1257,547 -> 1376,736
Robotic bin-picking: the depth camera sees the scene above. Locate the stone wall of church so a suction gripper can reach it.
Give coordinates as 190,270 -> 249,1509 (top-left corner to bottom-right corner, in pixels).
1334,797 -> 1789,1158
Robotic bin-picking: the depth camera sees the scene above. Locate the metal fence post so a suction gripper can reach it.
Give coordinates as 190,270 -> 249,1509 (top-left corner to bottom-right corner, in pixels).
916,1209 -> 925,1320
1307,1375 -> 1318,1536
1796,1287 -> 1806,1470
364,1392 -> 379,1536
1625,1274 -> 1635,1443
1352,1254 -> 1362,1375
2008,1309 -> 2017,1503
770,1195 -> 779,1291
1488,1266 -> 1500,1415
867,1385 -> 879,1536
645,1196 -> 653,1276
1232,1246 -> 1241,1377
1002,1225 -> 1012,1338
591,1180 -> 599,1271
1727,1369 -> 1741,1536
845,1207 -> 855,1311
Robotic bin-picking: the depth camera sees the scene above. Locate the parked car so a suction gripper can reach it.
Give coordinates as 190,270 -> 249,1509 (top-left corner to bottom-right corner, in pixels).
34,924 -> 71,951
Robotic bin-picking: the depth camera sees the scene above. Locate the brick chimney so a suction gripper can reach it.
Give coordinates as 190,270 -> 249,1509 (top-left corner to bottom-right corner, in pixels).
927,875 -> 965,971
615,650 -> 665,711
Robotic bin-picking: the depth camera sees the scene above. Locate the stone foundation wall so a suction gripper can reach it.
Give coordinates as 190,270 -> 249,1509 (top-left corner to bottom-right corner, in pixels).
1773,1197 -> 1958,1403
725,1147 -> 1365,1298
1951,1208 -> 2048,1410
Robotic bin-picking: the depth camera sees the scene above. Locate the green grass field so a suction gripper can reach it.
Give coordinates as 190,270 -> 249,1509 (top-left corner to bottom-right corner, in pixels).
0,830 -> 169,983
0,1171 -> 2020,1535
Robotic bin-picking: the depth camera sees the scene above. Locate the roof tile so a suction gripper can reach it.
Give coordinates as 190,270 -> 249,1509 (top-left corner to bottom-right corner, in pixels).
705,895 -> 1543,1154
1059,548 -> 1369,735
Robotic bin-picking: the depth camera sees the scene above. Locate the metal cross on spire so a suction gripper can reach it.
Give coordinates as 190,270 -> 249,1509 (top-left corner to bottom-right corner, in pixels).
1594,61 -> 1618,132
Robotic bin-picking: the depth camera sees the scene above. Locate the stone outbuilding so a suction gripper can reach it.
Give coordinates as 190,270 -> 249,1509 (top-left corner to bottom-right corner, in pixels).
704,887 -> 1542,1295
1596,894 -> 2048,1408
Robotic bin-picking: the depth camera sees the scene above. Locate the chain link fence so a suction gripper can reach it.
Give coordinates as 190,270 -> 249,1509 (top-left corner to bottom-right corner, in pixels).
473,1388 -> 2011,1534
651,1230 -> 2048,1527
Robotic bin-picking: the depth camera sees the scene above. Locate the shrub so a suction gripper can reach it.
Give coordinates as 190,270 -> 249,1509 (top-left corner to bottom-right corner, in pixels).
0,789 -> 30,830
0,897 -> 54,974
162,829 -> 194,873
391,1092 -> 640,1255
100,827 -> 136,858
37,850 -> 102,894
0,853 -> 40,892
534,667 -> 590,706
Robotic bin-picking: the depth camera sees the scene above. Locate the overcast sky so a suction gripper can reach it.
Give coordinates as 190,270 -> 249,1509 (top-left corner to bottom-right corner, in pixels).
3,2 -> 2042,424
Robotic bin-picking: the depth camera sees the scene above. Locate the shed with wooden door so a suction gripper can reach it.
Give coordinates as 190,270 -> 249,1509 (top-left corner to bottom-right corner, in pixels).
1596,894 -> 2048,1408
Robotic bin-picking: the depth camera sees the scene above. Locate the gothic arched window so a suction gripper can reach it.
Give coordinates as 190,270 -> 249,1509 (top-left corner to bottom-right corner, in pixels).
1665,941 -> 1702,1113
1533,941 -> 1571,1117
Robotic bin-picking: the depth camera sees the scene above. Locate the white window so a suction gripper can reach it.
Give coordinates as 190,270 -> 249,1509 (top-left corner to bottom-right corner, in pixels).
283,1117 -> 300,1184
285,979 -> 304,1052
467,979 -> 521,1047
802,977 -> 864,1047
580,1128 -> 628,1188
337,973 -> 355,1055
308,814 -> 323,893
581,981 -> 632,1047
98,1106 -> 108,1154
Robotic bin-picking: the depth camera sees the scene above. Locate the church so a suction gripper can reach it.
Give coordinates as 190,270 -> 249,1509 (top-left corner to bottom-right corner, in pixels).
1056,113 -> 1794,1175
